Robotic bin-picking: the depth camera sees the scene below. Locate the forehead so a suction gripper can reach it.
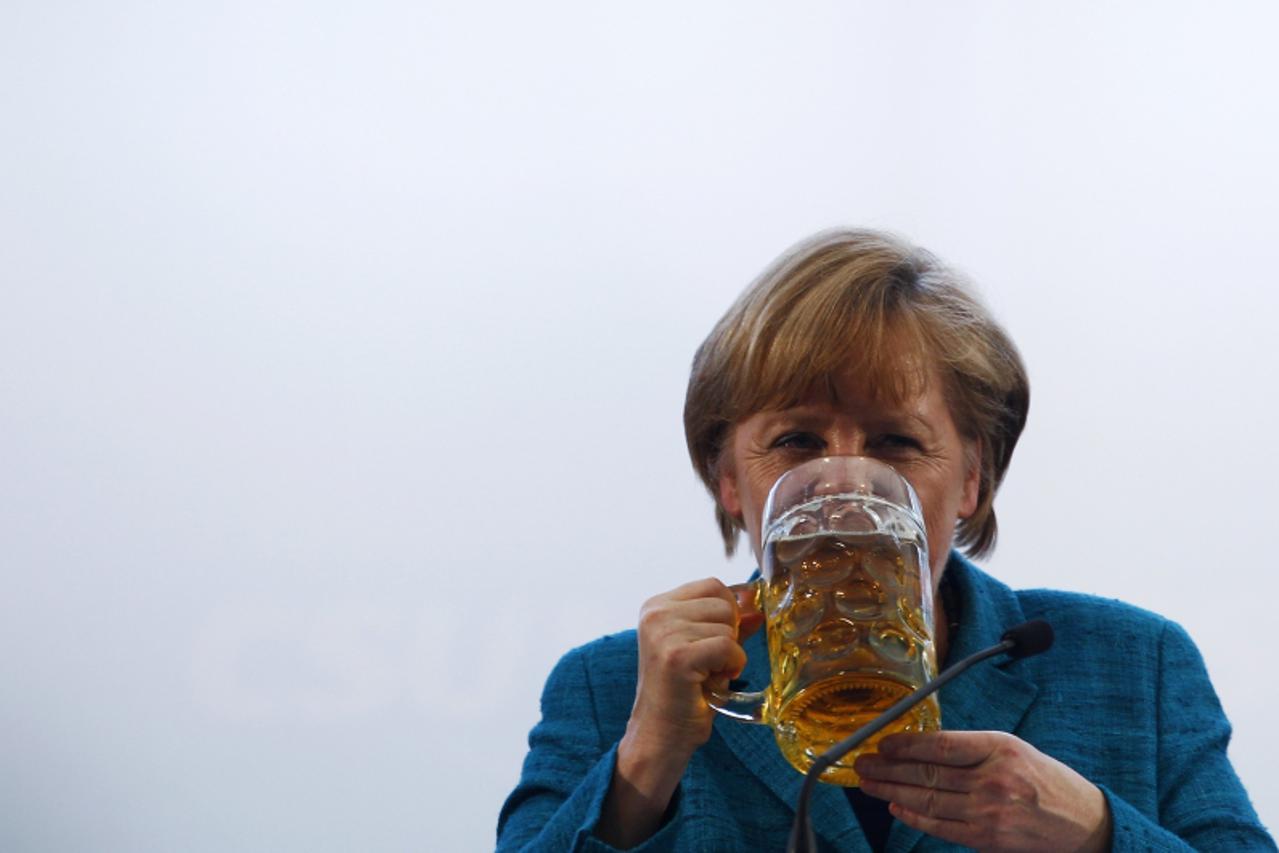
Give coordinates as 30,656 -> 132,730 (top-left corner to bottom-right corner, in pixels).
810,366 -> 940,415
749,364 -> 950,429
741,320 -> 939,417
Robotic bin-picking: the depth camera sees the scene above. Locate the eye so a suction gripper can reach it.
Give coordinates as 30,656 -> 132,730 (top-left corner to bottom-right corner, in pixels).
870,434 -> 923,454
770,431 -> 826,452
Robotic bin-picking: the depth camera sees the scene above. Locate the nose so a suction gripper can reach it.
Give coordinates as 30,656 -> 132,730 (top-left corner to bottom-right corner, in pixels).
824,430 -> 867,458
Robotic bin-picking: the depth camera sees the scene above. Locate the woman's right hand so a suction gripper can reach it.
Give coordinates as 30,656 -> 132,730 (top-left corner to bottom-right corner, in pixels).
597,578 -> 764,848
630,578 -> 764,757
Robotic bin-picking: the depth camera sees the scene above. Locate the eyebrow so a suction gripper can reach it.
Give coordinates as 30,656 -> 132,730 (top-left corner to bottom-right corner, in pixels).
760,407 -> 938,438
895,413 -> 938,438
756,408 -> 829,429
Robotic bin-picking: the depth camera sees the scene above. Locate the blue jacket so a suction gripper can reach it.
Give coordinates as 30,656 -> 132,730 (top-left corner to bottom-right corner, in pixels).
498,554 -> 1275,851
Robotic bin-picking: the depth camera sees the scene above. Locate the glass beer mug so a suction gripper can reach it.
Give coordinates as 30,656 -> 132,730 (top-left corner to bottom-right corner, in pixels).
709,456 -> 941,786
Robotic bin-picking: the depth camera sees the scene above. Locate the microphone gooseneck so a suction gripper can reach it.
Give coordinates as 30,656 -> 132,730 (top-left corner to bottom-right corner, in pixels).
1001,619 -> 1054,659
786,619 -> 1055,853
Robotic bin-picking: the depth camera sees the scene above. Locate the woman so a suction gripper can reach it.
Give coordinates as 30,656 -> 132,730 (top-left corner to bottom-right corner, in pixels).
497,230 -> 1274,851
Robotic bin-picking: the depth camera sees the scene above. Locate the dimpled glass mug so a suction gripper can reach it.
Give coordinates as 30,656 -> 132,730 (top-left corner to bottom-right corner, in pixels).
709,456 -> 941,786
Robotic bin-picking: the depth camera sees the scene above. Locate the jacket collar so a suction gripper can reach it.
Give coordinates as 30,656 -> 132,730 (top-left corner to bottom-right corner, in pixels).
713,552 -> 1041,853
933,552 -> 1040,735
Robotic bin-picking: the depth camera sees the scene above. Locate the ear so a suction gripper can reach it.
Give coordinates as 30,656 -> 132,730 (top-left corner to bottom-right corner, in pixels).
957,437 -> 982,519
717,462 -> 745,524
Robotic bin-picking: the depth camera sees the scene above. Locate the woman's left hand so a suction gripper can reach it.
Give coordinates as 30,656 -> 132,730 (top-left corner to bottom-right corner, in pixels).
853,731 -> 1112,853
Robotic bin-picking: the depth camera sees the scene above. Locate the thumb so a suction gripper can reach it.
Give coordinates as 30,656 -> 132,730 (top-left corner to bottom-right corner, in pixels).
738,609 -> 765,641
735,585 -> 765,641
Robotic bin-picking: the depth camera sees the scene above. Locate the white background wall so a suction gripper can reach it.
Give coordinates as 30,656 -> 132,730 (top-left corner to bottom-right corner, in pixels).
2,2 -> 1276,850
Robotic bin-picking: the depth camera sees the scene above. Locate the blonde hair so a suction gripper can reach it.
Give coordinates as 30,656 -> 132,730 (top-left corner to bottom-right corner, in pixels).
684,229 -> 1029,558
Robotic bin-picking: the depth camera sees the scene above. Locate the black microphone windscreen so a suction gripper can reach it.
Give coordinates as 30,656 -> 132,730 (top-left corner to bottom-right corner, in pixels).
1001,619 -> 1054,659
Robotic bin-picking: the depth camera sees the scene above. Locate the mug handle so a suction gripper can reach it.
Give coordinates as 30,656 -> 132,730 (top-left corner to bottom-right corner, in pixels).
705,580 -> 769,724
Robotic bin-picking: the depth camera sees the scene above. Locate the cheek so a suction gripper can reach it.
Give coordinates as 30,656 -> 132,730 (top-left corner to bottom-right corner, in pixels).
739,475 -> 771,539
738,466 -> 790,561
914,478 -> 966,572
924,513 -> 957,576
737,459 -> 787,524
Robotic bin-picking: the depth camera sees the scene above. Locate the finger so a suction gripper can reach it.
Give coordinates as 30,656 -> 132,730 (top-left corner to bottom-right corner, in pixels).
669,635 -> 748,683
730,581 -> 761,613
857,778 -> 969,822
876,731 -> 997,767
663,596 -> 738,626
886,802 -> 981,849
664,620 -> 737,644
639,596 -> 737,640
853,754 -> 972,793
668,577 -> 736,604
641,620 -> 736,667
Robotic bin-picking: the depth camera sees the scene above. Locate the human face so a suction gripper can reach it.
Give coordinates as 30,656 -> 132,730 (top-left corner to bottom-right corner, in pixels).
716,369 -> 980,584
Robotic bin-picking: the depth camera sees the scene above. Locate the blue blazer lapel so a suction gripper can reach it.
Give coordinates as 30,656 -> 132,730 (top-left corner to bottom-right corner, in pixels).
888,554 -> 1041,853
712,629 -> 869,852
938,553 -> 1041,734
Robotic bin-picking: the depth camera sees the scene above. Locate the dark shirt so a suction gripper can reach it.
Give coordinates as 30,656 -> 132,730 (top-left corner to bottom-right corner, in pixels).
845,788 -> 892,852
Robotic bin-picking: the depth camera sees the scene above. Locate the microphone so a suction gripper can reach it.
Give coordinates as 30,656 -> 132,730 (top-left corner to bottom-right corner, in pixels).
787,619 -> 1055,853
1000,619 -> 1054,659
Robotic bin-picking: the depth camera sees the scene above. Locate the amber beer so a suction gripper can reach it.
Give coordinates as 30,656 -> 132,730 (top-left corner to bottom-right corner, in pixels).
762,529 -> 940,786
706,457 -> 940,786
